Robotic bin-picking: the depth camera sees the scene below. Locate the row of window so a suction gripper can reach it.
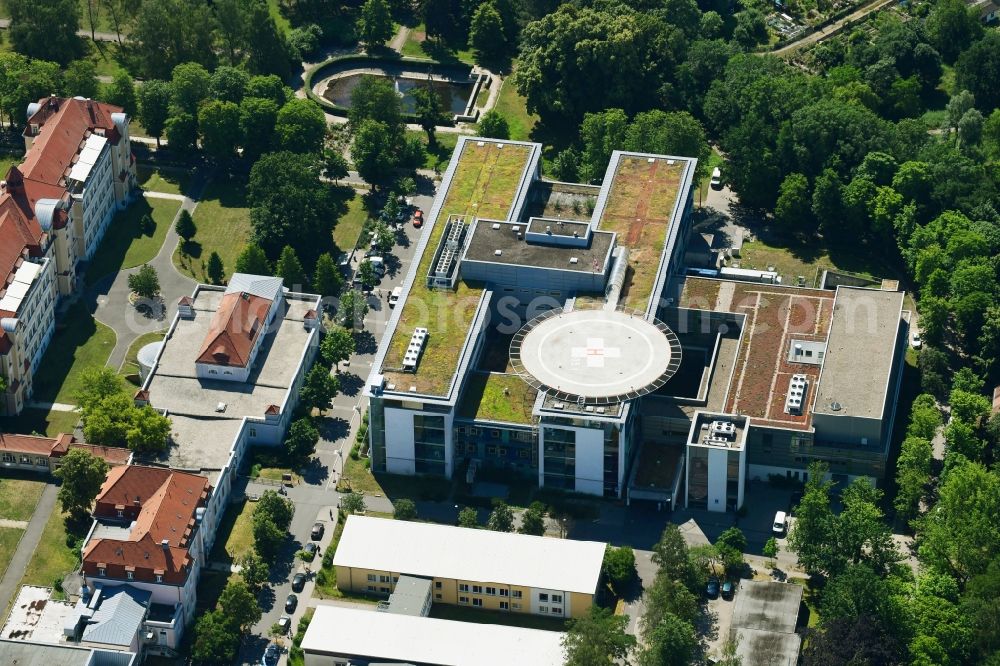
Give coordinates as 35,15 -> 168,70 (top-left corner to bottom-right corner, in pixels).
367,574 -> 397,583
1,454 -> 47,466
457,584 -> 523,598
455,427 -> 535,441
458,597 -> 518,611
96,567 -> 163,583
367,585 -> 391,594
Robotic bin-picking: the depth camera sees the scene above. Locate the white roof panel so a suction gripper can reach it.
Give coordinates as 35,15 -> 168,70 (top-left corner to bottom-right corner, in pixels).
4,281 -> 29,300
225,273 -> 284,301
68,134 -> 107,183
333,516 -> 605,594
13,261 -> 41,284
301,605 -> 565,666
0,294 -> 22,313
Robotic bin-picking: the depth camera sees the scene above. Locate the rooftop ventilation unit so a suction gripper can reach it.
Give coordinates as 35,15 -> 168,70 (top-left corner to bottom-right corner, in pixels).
710,420 -> 736,440
647,157 -> 655,163
569,257 -> 578,264
494,249 -> 502,256
402,327 -> 429,371
477,141 -> 485,147
553,402 -> 565,410
512,226 -> 520,233
785,374 -> 809,414
492,223 -> 501,230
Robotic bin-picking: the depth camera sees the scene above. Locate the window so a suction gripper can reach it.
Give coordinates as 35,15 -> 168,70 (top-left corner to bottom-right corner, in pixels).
512,603 -> 521,610
126,571 -> 134,580
379,575 -> 390,583
249,428 -> 257,438
35,457 -> 46,466
552,595 -> 563,604
435,581 -> 442,589
485,587 -> 496,596
551,607 -> 562,614
518,449 -> 529,459
392,577 -> 399,583
459,583 -> 469,592
367,585 -> 376,592
486,446 -> 497,456
19,456 -> 28,464
539,593 -> 549,602
539,606 -> 548,613
1,454 -> 12,462
380,587 -> 390,593
472,585 -> 482,594
368,574 -> 377,582
512,590 -> 522,599
155,574 -> 163,583
459,596 -> 469,604
472,598 -> 483,607
435,593 -> 442,600
500,601 -> 509,610
117,509 -> 124,517
499,589 -> 509,597
98,567 -> 106,576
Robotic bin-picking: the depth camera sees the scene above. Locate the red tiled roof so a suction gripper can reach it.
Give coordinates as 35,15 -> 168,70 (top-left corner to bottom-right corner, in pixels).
178,296 -> 193,306
196,292 -> 272,367
63,443 -> 132,466
265,404 -> 280,415
0,432 -> 60,456
21,97 -> 123,187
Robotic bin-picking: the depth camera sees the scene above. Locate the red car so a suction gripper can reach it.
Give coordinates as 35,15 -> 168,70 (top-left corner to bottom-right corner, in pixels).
413,209 -> 424,228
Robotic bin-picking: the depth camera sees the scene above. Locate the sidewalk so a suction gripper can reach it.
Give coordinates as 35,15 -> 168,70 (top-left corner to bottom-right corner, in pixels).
0,483 -> 58,618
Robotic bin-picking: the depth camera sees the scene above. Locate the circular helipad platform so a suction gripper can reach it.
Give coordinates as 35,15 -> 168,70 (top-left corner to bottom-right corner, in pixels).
510,308 -> 681,405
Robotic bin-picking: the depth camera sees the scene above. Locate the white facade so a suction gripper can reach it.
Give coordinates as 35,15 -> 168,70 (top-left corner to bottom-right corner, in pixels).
70,135 -> 118,261
384,406 -> 455,476
537,424 -> 606,497
0,257 -> 57,414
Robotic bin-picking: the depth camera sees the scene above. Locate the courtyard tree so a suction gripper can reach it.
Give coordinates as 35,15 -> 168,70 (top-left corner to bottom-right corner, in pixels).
276,245 -> 308,290
358,259 -> 377,290
175,210 -> 197,244
299,366 -> 339,413
651,523 -> 701,593
238,550 -> 270,593
138,80 -> 172,148
413,83 -> 444,147
234,244 -> 271,275
192,610 -> 239,663
478,110 -> 510,140
763,536 -> 779,568
518,502 -> 546,536
394,498 -> 418,520
563,606 -> 635,666
341,492 -> 366,515
602,545 -> 636,595
285,417 -> 320,464
321,148 -> 350,182
75,367 -> 125,415
789,461 -> 836,575
321,326 -> 356,367
206,252 -> 225,285
338,289 -> 368,329
125,408 -> 173,454
716,526 -> 748,575
487,500 -> 514,532
128,264 -> 160,299
357,0 -> 394,48
55,449 -> 110,519
638,612 -> 698,666
219,579 -> 262,633
255,490 -> 295,530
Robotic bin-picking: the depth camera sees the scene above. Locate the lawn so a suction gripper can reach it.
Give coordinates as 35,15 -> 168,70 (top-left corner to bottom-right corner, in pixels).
18,507 -> 82,596
31,303 -> 116,405
119,330 -> 165,379
337,455 -> 452,502
85,197 -> 181,285
456,372 -> 536,424
405,130 -> 459,171
697,148 -> 724,203
209,500 -> 255,563
0,477 -> 46,522
399,23 -> 475,65
267,0 -> 291,35
0,151 -> 24,176
137,165 -> 195,196
0,408 -> 79,438
333,192 -> 369,255
174,176 -> 251,282
493,77 -> 538,143
738,233 -> 901,287
0,527 -> 22,581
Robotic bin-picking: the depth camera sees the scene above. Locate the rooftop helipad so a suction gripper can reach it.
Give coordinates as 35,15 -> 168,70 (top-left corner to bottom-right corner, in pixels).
510,308 -> 681,405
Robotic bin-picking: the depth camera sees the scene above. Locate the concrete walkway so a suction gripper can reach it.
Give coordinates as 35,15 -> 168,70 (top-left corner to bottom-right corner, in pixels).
0,519 -> 28,529
26,401 -> 77,413
91,178 -> 208,371
388,25 -> 410,52
0,483 -> 57,618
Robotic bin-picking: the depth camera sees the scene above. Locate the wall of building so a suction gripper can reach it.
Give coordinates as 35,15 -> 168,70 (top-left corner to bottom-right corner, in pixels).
705,447 -> 729,512
538,423 -> 606,497
461,260 -> 607,294
383,406 -> 454,477
811,413 -> 883,447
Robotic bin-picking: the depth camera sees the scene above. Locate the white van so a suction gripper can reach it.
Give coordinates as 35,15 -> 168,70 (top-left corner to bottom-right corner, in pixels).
389,286 -> 402,308
772,511 -> 787,535
710,167 -> 723,190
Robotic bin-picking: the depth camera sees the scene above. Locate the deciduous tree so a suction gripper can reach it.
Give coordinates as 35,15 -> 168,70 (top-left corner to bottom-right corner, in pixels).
138,80 -> 172,147
563,607 -> 635,666
487,500 -> 514,532
7,0 -> 82,65
478,110 -> 510,140
285,417 -> 320,463
128,264 -> 160,299
299,366 -> 339,413
55,449 -> 110,518
275,98 -> 327,154
321,326 -> 355,366
357,0 -> 394,48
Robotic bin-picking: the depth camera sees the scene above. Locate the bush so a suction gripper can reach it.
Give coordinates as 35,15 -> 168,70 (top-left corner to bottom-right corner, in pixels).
297,549 -> 316,562
250,463 -> 262,478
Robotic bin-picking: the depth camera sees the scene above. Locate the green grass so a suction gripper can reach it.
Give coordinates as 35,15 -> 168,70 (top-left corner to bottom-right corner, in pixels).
789,577 -> 821,629
32,304 -> 116,405
738,233 -> 901,287
209,500 -> 255,563
429,604 -> 569,631
493,77 -> 537,142
0,409 -> 79,438
337,455 -> 452,502
0,527 -> 23,582
399,23 -> 475,64
0,0 -> 119,32
457,372 -> 536,424
697,148 -> 724,202
405,130 -> 459,171
119,330 -> 165,378
333,193 -> 369,255
137,165 -> 195,196
267,0 -> 291,35
0,152 -> 24,176
85,197 -> 181,286
174,176 -> 251,282
0,478 -> 46,522
19,508 -> 81,595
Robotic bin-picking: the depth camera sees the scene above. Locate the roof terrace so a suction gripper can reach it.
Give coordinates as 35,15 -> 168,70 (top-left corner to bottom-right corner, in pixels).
380,139 -> 536,397
595,154 -> 693,312
456,371 -> 537,425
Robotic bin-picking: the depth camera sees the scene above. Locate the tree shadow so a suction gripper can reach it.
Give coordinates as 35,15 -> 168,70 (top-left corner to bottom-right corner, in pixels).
338,372 -> 364,397
353,330 -> 377,354
301,458 -> 330,485
180,239 -> 203,260
319,416 -> 351,442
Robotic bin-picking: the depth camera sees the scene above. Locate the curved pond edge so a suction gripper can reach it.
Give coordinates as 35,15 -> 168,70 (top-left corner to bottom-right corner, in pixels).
304,54 -> 491,126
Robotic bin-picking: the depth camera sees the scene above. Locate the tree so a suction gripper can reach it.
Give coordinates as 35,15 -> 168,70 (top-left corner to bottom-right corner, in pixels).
210,66 -> 250,104
338,289 -> 368,329
321,326 -> 355,367
192,610 -> 239,663
732,9 -> 769,50
175,210 -> 196,242
238,550 -> 269,593
651,523 -> 700,593
895,436 -> 932,522
341,492 -> 366,514
275,245 -> 309,290
357,259 -> 377,290
219,579 -> 261,632
352,119 -> 397,187
394,498 -> 418,520
285,417 -> 320,464
128,264 -> 160,299
248,152 -> 332,261
300,365 -> 339,413
101,72 -> 137,116
138,80 -> 172,148
63,60 -> 99,100
247,75 -> 290,107
788,462 -> 836,575
775,173 -> 813,230
563,606 -> 635,666
458,506 -> 479,528
165,112 -> 198,153
321,148 -> 349,182
623,110 -> 711,178
801,616 -> 902,666
255,490 -> 295,530
716,527 -> 747,575
170,62 -> 211,116
7,0 -> 82,65
835,479 -> 900,576
55,449 -> 110,518
958,108 -> 984,148
75,367 -> 125,415
478,110 -> 510,140
357,0 -> 394,48
763,537 -> 779,567
234,244 -> 272,276
955,33 -> 1000,112
638,613 -> 698,666
275,98 -> 327,154
423,0 -> 458,43
206,252 -> 225,285
926,0 -> 982,62
642,576 -> 699,639
412,82 -> 444,147
198,100 -> 242,160
288,24 -> 324,60
313,253 -> 343,297
132,0 -> 216,78
552,148 -> 581,181
602,545 -> 636,595
519,503 -> 546,536
469,2 -> 508,67
125,408 -> 172,454
487,500 -> 514,532
251,514 -> 284,559
244,0 -> 295,78
348,76 -> 404,141
239,97 -> 279,160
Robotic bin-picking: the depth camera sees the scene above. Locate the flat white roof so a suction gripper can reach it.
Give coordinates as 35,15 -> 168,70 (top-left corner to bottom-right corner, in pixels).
301,605 -> 566,666
334,516 -> 606,594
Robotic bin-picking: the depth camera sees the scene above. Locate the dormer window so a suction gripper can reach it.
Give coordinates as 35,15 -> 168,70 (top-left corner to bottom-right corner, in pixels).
98,567 -> 106,576
126,571 -> 134,580
117,509 -> 124,517
155,574 -> 163,583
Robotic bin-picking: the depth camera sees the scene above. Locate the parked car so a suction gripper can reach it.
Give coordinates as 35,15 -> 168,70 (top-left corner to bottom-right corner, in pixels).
291,572 -> 306,592
277,615 -> 291,634
262,643 -> 280,666
311,522 -> 325,541
389,286 -> 402,308
710,167 -> 722,189
706,577 -> 720,599
413,209 -> 424,227
721,580 -> 735,600
911,331 -> 922,349
285,594 -> 298,613
773,511 -> 788,535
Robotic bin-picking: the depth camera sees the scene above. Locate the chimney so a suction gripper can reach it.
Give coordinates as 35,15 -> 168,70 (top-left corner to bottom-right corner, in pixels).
161,539 -> 170,550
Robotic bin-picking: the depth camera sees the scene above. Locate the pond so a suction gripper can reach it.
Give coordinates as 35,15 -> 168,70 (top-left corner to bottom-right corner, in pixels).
322,73 -> 475,116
